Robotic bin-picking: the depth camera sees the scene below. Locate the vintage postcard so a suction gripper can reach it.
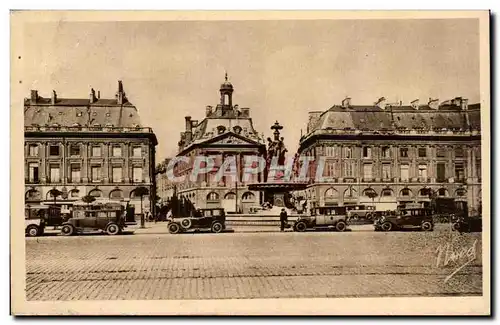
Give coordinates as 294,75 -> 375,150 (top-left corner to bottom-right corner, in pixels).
10,10 -> 490,315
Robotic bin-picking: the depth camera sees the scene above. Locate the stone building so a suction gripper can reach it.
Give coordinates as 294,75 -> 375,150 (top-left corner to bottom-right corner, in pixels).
24,81 -> 158,214
167,75 -> 266,213
296,96 -> 481,214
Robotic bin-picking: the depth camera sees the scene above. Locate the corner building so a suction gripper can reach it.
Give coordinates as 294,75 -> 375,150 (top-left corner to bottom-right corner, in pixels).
24,81 -> 158,214
174,76 -> 266,213
297,97 -> 481,214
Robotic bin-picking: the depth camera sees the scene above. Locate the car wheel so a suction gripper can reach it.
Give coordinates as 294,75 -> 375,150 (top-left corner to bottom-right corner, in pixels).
452,222 -> 461,231
180,218 -> 192,229
335,221 -> 347,232
381,222 -> 392,232
351,214 -> 359,221
106,223 -> 120,235
26,225 -> 39,237
60,224 -> 74,236
294,221 -> 307,232
366,213 -> 373,221
421,221 -> 433,231
211,222 -> 223,233
168,223 -> 181,234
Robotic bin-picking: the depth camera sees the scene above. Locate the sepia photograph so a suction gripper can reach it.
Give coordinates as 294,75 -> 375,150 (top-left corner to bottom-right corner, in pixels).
10,10 -> 490,315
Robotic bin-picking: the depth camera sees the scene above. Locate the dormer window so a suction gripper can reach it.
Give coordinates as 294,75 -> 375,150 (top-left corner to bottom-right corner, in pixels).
217,125 -> 226,134
233,126 -> 242,134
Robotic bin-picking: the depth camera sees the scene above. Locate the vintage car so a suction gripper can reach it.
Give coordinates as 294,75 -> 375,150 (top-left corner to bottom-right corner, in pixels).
60,204 -> 131,236
167,208 -> 226,234
293,206 -> 349,232
374,207 -> 434,231
452,215 -> 482,233
25,205 -> 47,237
346,205 -> 377,221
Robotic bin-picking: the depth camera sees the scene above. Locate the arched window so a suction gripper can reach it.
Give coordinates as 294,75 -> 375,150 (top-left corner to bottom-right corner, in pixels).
88,189 -> 102,198
438,188 -> 448,197
344,187 -> 357,199
224,192 -> 236,199
207,192 -> 219,201
456,188 -> 467,197
400,188 -> 412,197
70,189 -> 80,198
362,188 -> 378,197
242,192 -> 255,201
25,189 -> 41,201
109,189 -> 123,200
381,188 -> 393,197
324,187 -> 339,199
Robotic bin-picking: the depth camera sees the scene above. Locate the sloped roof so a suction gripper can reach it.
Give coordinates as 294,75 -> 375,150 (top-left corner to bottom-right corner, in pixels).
24,98 -> 142,128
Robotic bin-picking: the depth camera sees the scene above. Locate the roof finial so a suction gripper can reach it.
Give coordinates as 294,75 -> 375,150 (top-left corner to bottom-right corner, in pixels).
225,72 -> 228,82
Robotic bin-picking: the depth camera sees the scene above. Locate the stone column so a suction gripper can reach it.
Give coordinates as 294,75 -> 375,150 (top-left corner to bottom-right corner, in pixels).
82,142 -> 89,183
62,141 -> 67,184
40,142 -> 46,183
124,142 -> 130,183
447,145 -> 454,183
102,142 -> 109,183
143,143 -> 151,183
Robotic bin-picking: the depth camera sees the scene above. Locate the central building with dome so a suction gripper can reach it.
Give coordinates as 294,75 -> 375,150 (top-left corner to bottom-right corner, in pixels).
170,75 -> 266,213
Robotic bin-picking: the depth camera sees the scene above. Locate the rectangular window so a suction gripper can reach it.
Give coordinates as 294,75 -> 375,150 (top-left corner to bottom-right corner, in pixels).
436,147 -> 446,158
437,163 -> 446,182
70,165 -> 81,182
28,163 -> 39,183
362,147 -> 371,158
326,162 -> 336,177
381,146 -> 390,158
70,144 -> 80,156
49,165 -> 60,183
112,166 -> 122,183
363,164 -> 372,179
418,164 -> 428,179
112,146 -> 122,157
28,144 -> 39,157
455,163 -> 465,182
344,147 -> 352,159
382,164 -> 391,179
344,161 -> 355,177
400,148 -> 408,158
133,167 -> 142,182
418,148 -> 427,158
400,164 -> 409,181
91,166 -> 101,182
49,145 -> 60,156
92,146 -> 101,157
132,146 -> 142,157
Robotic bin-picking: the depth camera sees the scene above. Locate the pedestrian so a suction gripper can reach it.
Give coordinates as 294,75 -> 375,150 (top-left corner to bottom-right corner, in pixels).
280,208 -> 288,232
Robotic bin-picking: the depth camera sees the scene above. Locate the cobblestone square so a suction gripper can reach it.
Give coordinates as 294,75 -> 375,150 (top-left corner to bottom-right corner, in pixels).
25,224 -> 482,300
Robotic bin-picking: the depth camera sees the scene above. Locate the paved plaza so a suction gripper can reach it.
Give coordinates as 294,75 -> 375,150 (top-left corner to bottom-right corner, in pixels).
25,224 -> 482,300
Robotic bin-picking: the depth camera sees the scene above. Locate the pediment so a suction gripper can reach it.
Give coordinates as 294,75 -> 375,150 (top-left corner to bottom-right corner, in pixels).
203,132 -> 260,146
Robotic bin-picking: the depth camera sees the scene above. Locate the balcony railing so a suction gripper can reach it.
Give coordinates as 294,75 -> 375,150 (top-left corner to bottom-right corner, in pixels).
25,125 -> 155,134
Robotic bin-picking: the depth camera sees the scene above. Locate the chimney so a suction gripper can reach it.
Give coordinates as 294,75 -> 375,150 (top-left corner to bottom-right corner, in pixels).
30,90 -> 38,104
184,116 -> 193,142
51,90 -> 57,105
375,97 -> 387,110
206,105 -> 213,117
342,97 -> 351,108
461,98 -> 469,111
116,80 -> 127,105
89,88 -> 96,104
97,90 -> 101,99
411,99 -> 420,110
240,107 -> 250,117
428,98 -> 439,110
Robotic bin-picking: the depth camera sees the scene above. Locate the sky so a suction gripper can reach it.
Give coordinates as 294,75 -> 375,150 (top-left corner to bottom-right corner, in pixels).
18,18 -> 480,161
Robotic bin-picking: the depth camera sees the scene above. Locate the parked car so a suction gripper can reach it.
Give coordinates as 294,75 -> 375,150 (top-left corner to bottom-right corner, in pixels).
374,207 -> 434,231
346,205 -> 376,221
60,205 -> 130,236
293,206 -> 349,232
25,205 -> 46,237
167,208 -> 226,234
453,215 -> 482,233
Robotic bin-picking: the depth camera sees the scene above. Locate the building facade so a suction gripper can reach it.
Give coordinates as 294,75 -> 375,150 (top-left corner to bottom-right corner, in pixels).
161,76 -> 266,213
296,97 -> 481,214
24,81 -> 158,214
